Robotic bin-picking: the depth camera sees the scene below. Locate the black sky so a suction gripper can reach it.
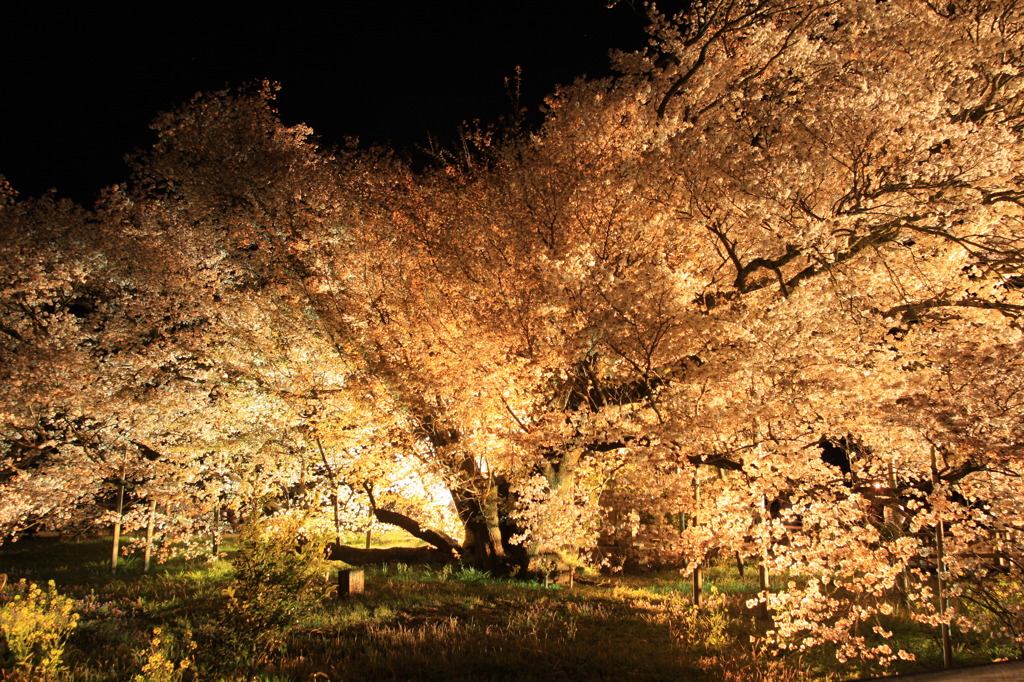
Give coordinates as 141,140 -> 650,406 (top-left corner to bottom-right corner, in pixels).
1,2 -> 654,206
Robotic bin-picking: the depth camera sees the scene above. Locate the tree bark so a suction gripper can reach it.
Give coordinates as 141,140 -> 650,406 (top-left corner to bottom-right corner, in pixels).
452,493 -> 508,572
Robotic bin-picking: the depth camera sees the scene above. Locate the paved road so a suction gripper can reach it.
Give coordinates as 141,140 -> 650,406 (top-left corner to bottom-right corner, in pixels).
860,660 -> 1024,681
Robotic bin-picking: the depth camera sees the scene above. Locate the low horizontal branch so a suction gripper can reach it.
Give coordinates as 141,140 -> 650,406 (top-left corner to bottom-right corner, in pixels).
325,544 -> 456,565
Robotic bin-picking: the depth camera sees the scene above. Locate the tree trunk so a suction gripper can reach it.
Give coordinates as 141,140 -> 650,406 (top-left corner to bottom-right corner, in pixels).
439,451 -> 526,575
453,498 -> 507,572
333,445 -> 563,577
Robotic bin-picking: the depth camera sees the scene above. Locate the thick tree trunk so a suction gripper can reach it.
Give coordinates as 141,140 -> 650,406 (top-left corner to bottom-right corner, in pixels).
451,485 -> 529,575
454,489 -> 504,571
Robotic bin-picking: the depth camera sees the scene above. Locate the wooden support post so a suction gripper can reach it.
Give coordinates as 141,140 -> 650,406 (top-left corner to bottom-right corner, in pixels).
691,466 -> 702,607
755,491 -> 772,620
212,506 -> 221,556
692,562 -> 703,607
338,568 -> 365,597
931,446 -> 953,670
143,499 -> 157,573
935,519 -> 952,669
111,479 -> 124,573
758,561 -> 771,620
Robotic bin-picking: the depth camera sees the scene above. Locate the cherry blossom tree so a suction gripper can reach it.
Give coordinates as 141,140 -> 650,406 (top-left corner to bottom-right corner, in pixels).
586,0 -> 1024,662
2,0 -> 1023,665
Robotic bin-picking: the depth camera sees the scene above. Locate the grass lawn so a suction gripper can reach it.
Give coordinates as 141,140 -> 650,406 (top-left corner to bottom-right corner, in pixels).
0,533 -> 1014,681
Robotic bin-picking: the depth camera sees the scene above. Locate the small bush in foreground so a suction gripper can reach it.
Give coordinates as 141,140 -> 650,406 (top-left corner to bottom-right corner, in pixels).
228,518 -> 333,627
0,579 -> 79,679
131,627 -> 195,682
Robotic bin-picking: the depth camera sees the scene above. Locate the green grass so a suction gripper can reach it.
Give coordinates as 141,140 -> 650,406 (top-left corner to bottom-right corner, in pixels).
0,536 -> 1018,681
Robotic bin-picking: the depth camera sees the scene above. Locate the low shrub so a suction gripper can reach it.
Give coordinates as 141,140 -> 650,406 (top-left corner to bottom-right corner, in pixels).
0,579 -> 80,679
228,518 -> 333,628
132,627 -> 195,682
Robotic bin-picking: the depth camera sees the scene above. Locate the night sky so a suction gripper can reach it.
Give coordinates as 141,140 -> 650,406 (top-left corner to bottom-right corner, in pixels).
1,2 -> 656,206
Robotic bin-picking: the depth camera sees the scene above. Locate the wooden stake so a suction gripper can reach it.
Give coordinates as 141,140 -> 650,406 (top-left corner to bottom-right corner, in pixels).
111,478 -> 124,572
692,562 -> 703,607
212,506 -> 221,556
143,499 -> 157,572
